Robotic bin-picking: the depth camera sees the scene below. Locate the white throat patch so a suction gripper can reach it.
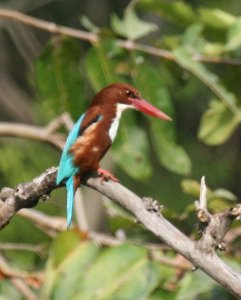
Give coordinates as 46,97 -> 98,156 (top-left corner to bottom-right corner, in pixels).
109,103 -> 132,142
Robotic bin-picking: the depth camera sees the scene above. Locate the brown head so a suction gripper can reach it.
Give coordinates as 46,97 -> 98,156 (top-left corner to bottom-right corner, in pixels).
90,83 -> 172,121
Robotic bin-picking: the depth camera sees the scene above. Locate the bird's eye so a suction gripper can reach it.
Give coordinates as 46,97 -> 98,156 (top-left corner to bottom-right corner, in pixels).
126,90 -> 137,98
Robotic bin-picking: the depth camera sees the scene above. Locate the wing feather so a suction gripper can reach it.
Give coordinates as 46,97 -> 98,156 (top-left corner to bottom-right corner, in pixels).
56,106 -> 103,184
56,114 -> 85,184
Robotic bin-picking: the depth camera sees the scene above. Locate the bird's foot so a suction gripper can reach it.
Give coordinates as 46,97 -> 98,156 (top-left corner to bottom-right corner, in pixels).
97,168 -> 119,183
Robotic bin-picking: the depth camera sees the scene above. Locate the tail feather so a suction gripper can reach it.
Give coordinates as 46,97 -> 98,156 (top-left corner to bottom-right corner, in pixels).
66,176 -> 75,229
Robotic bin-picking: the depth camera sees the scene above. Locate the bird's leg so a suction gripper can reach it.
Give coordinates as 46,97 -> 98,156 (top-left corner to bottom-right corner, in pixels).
97,168 -> 119,183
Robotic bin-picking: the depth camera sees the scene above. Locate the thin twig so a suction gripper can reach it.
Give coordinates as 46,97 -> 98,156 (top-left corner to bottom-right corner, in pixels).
8,278 -> 37,300
150,251 -> 192,271
0,8 -> 98,43
0,113 -> 71,150
0,243 -> 46,256
18,208 -> 66,237
1,8 -> 241,65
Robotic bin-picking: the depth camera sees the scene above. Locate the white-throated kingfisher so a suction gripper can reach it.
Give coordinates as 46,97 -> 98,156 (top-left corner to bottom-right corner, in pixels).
56,83 -> 171,228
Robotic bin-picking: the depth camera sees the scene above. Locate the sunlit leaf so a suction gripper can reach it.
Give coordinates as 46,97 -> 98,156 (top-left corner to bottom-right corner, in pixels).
139,0 -> 196,26
111,8 -> 158,40
79,15 -> 99,33
198,100 -> 240,145
181,179 -> 201,198
177,270 -> 219,299
42,232 -> 100,300
42,235 -> 171,300
51,231 -> 81,267
203,42 -> 225,56
226,17 -> 241,51
199,8 -> 236,30
209,188 -> 238,212
209,188 -> 237,202
182,23 -> 204,52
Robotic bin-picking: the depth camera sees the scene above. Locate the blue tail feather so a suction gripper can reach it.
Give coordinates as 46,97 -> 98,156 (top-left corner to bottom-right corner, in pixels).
66,176 -> 75,229
56,114 -> 85,228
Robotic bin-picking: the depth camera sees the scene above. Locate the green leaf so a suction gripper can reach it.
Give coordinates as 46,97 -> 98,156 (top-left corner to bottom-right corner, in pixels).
41,231 -> 100,300
173,47 -> 240,115
182,23 -> 204,52
111,8 -> 158,40
51,231 -> 81,267
35,38 -> 86,120
139,0 -> 196,26
198,100 -> 240,145
181,179 -> 201,198
226,17 -> 241,51
72,244 -> 162,299
203,42 -> 225,56
199,8 -> 236,30
209,189 -> 238,212
209,188 -> 237,202
177,271 -> 218,299
42,236 -> 174,300
79,15 -> 99,33
97,260 -> 161,299
85,40 -> 120,91
134,60 -> 192,175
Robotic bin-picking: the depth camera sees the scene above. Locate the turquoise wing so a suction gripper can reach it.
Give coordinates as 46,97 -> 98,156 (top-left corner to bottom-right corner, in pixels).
56,113 -> 85,185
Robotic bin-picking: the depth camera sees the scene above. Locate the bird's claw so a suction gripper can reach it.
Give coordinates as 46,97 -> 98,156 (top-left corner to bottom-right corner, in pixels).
97,168 -> 119,183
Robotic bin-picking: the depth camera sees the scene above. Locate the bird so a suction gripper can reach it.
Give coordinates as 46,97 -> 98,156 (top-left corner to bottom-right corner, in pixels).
56,83 -> 171,228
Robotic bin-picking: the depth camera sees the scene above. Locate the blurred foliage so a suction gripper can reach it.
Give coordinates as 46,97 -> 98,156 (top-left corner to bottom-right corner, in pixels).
42,231 -> 173,300
0,0 -> 241,299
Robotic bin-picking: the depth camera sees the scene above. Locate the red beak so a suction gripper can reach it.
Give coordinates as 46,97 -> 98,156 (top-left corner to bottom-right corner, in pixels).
131,98 -> 172,121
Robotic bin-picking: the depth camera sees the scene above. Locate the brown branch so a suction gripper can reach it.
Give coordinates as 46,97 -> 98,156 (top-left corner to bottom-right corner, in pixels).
0,167 -> 241,297
0,167 -> 58,228
0,8 -> 98,43
0,113 -> 73,150
1,8 -> 241,66
17,208 -> 66,237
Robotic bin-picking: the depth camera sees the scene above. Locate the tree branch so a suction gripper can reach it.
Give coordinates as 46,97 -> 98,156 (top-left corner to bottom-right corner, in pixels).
0,167 -> 241,297
195,177 -> 241,252
0,113 -> 73,150
1,8 -> 241,66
